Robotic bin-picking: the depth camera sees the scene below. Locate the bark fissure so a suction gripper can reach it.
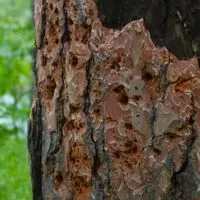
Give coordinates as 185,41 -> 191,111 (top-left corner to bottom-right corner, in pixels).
83,57 -> 101,198
60,1 -> 70,45
28,96 -> 43,200
39,0 -> 47,49
83,57 -> 110,200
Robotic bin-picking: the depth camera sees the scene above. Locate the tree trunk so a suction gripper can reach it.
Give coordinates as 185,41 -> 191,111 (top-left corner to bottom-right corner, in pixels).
28,1 -> 200,199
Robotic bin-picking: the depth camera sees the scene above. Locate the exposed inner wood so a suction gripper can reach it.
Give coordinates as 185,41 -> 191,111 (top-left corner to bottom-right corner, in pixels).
29,0 -> 200,199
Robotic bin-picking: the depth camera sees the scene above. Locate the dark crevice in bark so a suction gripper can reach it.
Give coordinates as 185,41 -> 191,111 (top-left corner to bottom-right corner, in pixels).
97,0 -> 200,60
83,57 -> 110,200
83,57 -> 100,197
60,1 -> 70,44
83,57 -> 101,197
198,58 -> 200,68
83,58 -> 94,141
28,95 -> 43,200
159,63 -> 169,99
39,0 -> 47,49
159,60 -> 170,116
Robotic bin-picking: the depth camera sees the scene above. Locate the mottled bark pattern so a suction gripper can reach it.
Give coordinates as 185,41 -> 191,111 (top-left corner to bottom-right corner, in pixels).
30,0 -> 200,199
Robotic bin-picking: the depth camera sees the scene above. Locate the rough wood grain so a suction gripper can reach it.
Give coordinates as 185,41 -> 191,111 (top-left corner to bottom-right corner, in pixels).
29,0 -> 200,199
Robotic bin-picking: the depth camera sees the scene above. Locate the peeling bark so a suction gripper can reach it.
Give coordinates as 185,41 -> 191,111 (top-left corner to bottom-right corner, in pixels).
29,0 -> 200,199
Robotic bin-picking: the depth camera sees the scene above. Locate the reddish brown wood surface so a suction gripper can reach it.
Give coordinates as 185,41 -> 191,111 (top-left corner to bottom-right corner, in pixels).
29,1 -> 200,199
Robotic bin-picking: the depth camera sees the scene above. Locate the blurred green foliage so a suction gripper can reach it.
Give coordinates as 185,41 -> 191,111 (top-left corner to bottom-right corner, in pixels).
0,0 -> 33,199
0,0 -> 33,134
0,136 -> 31,199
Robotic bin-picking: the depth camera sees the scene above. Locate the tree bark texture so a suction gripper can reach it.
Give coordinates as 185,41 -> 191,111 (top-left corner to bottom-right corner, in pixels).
29,0 -> 200,199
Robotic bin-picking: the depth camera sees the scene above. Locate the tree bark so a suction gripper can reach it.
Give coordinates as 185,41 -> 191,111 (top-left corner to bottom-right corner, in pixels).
29,0 -> 200,199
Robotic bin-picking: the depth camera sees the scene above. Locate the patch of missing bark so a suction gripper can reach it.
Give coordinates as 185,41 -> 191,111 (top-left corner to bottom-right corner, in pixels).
96,0 -> 200,60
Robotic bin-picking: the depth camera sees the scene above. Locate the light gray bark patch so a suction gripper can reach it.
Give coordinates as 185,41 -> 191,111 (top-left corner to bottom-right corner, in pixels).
75,0 -> 86,24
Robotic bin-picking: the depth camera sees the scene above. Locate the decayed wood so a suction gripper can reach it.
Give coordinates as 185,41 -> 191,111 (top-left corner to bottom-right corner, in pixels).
29,0 -> 200,199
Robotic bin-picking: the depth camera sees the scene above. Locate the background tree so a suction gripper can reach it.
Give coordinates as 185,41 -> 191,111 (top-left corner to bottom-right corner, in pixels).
29,0 -> 200,199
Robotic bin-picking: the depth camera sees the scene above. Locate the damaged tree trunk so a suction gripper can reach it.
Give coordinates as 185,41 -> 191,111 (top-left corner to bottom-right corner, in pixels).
29,0 -> 200,199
